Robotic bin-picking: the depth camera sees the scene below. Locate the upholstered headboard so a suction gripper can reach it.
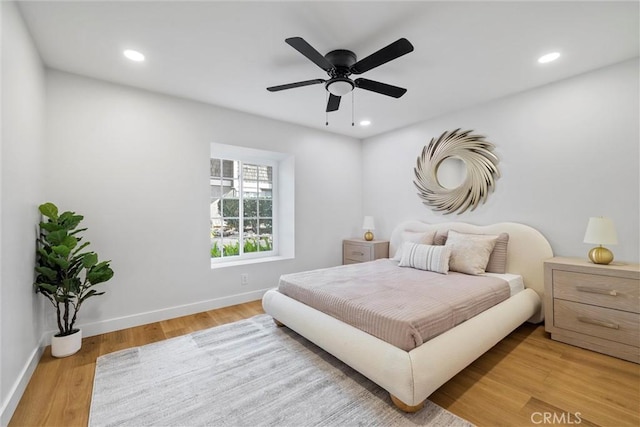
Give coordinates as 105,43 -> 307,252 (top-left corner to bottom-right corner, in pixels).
390,221 -> 553,321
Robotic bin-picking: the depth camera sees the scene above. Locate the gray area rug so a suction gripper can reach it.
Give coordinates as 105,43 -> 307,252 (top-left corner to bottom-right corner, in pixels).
90,314 -> 473,426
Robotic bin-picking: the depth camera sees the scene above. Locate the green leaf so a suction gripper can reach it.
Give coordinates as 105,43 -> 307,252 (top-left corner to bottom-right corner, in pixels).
69,227 -> 88,237
80,289 -> 97,301
59,211 -> 84,230
35,266 -> 57,281
52,245 -> 71,258
61,235 -> 78,250
51,256 -> 70,270
35,282 -> 58,294
87,262 -> 114,285
39,203 -> 59,220
79,289 -> 105,305
71,241 -> 90,256
63,277 -> 81,293
45,230 -> 67,246
40,222 -> 63,233
82,253 -> 98,268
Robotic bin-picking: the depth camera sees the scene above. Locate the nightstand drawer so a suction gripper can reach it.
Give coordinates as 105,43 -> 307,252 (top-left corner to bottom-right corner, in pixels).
343,243 -> 370,262
342,239 -> 389,265
553,270 -> 640,313
554,299 -> 640,345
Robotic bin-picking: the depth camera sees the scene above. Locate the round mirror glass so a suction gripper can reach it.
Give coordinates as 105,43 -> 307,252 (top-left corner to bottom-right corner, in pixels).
436,157 -> 467,189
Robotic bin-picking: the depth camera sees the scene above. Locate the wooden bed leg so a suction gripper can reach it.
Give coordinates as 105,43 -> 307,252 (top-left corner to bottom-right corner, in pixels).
390,394 -> 425,413
272,318 -> 285,327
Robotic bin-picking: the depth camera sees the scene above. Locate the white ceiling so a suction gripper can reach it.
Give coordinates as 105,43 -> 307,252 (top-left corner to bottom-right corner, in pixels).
17,1 -> 639,139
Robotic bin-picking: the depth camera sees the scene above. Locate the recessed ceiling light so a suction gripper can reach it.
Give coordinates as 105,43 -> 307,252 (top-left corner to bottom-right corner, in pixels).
359,120 -> 371,126
123,49 -> 145,62
538,52 -> 560,64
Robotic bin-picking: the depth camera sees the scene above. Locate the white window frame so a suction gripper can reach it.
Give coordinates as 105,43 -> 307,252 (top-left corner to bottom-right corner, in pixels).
210,143 -> 294,268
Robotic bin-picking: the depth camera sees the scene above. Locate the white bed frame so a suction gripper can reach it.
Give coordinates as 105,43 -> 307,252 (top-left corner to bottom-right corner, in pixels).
262,221 -> 553,411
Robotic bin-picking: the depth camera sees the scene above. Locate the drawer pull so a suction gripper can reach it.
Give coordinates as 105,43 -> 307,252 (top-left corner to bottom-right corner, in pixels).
351,251 -> 364,256
576,286 -> 617,297
577,316 -> 619,330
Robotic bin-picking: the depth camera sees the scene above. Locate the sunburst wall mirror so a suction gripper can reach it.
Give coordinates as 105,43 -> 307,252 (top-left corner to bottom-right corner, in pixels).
413,129 -> 500,215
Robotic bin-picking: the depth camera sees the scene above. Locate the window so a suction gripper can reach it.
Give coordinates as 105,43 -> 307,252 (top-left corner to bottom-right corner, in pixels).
210,158 -> 275,260
210,143 -> 295,267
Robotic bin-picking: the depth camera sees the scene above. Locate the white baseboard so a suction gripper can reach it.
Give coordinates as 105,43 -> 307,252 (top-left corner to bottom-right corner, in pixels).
41,288 -> 271,345
0,336 -> 45,426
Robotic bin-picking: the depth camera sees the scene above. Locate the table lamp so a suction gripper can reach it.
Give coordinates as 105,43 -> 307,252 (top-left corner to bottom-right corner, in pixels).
362,216 -> 375,241
583,216 -> 618,265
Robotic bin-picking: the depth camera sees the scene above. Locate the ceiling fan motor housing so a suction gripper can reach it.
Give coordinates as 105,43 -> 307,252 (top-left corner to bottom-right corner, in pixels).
324,49 -> 357,95
324,49 -> 357,77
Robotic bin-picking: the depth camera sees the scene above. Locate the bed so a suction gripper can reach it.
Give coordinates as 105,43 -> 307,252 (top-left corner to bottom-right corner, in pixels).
262,221 -> 553,412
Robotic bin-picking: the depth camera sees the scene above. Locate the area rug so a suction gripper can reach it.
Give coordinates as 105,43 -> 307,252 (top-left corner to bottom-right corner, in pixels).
89,314 -> 473,426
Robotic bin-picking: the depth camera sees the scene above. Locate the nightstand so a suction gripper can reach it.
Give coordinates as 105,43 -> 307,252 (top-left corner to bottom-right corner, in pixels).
544,257 -> 640,363
342,239 -> 389,265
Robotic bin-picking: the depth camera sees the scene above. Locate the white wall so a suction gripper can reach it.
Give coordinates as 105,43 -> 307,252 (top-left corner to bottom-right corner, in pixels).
44,70 -> 362,336
0,2 -> 46,424
3,11 -> 637,420
362,59 -> 639,263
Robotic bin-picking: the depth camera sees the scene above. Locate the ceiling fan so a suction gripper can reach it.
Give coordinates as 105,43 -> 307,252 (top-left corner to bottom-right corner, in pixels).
267,37 -> 414,113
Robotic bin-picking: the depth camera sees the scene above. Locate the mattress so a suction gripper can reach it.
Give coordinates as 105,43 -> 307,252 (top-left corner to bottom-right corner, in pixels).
277,259 -> 512,351
486,272 -> 525,296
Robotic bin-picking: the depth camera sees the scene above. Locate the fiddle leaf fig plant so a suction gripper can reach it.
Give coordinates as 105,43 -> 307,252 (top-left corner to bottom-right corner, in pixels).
34,202 -> 114,337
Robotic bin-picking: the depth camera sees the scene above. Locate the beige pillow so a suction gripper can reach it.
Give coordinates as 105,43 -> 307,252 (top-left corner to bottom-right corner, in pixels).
445,230 -> 498,275
392,230 -> 436,261
486,233 -> 509,274
398,242 -> 451,274
434,230 -> 509,273
433,230 -> 448,246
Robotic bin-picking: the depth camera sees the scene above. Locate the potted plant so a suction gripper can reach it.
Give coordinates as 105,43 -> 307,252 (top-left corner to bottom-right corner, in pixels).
34,202 -> 114,357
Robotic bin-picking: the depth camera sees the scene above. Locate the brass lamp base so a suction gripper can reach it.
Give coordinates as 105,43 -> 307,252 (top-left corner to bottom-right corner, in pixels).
364,231 -> 374,241
588,246 -> 614,265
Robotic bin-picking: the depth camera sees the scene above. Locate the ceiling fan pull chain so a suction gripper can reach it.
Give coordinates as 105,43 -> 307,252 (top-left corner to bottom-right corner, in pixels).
325,91 -> 329,126
351,90 -> 355,126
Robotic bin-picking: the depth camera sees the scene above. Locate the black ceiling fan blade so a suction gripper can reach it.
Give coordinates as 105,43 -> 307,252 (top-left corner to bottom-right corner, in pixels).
326,94 -> 341,112
355,78 -> 407,98
350,38 -> 414,75
285,37 -> 334,72
267,79 -> 325,92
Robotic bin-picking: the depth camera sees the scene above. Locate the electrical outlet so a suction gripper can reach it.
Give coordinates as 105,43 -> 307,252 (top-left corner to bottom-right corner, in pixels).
240,273 -> 249,286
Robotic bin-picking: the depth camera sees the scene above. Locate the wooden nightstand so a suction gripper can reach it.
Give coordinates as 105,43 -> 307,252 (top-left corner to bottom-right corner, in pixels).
342,239 -> 389,265
544,257 -> 640,363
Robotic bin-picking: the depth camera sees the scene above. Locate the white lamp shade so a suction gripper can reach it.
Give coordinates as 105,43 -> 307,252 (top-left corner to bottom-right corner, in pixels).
362,216 -> 375,230
327,80 -> 354,96
583,217 -> 618,245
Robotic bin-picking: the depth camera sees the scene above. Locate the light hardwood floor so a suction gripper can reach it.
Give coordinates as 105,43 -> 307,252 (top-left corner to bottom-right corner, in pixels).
10,300 -> 639,427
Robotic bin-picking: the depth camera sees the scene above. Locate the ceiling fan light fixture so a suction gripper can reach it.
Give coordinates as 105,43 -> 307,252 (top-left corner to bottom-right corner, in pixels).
326,78 -> 354,96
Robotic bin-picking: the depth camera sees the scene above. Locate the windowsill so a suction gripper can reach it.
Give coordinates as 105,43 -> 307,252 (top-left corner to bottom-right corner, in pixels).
210,255 -> 293,270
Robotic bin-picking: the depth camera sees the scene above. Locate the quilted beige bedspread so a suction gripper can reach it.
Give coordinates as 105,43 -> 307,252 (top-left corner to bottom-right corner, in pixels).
278,259 -> 510,351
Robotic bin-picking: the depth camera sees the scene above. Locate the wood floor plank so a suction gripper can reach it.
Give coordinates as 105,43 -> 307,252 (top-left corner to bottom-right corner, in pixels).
9,300 -> 640,427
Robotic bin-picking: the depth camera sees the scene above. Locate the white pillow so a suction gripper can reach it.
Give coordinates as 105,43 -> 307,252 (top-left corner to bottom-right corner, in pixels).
392,230 -> 436,261
445,230 -> 498,275
398,242 -> 451,274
